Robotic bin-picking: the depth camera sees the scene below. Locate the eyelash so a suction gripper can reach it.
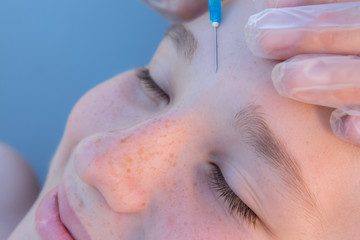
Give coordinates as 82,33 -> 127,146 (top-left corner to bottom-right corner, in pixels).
137,68 -> 170,103
209,163 -> 257,226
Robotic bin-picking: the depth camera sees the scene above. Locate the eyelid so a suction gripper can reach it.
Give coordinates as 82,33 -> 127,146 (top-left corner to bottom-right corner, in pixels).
136,68 -> 170,104
209,163 -> 257,227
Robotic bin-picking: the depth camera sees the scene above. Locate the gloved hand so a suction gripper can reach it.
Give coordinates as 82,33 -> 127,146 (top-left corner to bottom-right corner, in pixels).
245,1 -> 360,146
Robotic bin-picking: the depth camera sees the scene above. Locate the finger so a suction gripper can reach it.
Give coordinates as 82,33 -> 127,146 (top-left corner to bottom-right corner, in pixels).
245,2 -> 360,59
141,0 -> 208,22
330,107 -> 360,146
272,54 -> 360,108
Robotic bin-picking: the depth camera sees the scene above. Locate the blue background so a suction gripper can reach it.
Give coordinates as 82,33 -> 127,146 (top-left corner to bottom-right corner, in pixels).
0,0 -> 168,185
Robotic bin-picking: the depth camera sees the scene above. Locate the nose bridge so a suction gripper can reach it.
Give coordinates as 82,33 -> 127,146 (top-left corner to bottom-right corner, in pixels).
74,116 -> 193,213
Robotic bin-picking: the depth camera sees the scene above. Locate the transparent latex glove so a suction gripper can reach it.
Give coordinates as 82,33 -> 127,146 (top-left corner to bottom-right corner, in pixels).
245,2 -> 360,146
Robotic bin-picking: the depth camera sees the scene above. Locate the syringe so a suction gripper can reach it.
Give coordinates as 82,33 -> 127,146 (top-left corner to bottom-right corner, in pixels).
208,0 -> 222,72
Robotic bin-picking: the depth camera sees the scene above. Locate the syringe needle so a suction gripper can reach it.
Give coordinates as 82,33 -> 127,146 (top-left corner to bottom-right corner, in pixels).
215,26 -> 218,72
209,0 -> 221,72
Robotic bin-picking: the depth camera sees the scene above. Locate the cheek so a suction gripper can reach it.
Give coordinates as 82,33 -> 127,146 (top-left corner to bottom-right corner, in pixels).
64,70 -> 157,146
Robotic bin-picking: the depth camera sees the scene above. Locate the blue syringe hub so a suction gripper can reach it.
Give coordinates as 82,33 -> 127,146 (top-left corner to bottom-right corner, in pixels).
209,0 -> 222,26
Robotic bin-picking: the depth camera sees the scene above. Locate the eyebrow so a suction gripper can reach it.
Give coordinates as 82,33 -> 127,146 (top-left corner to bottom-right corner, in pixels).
164,24 -> 198,62
234,104 -> 316,210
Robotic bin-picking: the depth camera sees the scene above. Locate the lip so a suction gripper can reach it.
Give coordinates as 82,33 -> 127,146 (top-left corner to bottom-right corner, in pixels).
35,187 -> 74,240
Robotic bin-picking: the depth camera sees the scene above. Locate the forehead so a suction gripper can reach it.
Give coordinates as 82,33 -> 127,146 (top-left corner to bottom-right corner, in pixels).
149,0 -> 357,162
149,4 -> 311,130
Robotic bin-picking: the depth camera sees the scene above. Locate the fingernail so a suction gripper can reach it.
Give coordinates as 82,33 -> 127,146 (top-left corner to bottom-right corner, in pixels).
244,13 -> 271,59
331,110 -> 360,146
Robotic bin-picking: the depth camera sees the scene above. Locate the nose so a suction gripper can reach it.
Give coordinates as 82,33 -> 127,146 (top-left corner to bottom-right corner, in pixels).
73,117 -> 192,213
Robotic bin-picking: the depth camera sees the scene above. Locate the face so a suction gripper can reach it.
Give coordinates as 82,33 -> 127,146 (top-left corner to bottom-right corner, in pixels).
11,1 -> 360,239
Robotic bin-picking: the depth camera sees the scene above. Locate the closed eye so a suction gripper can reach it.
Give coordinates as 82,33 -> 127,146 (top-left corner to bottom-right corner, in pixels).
136,68 -> 170,103
209,163 -> 257,227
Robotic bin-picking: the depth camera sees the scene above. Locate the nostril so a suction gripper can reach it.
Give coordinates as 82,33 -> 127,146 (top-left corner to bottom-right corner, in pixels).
99,179 -> 149,213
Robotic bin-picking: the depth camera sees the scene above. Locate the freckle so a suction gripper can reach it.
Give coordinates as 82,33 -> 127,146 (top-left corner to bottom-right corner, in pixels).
126,169 -> 131,173
126,157 -> 133,163
184,221 -> 188,226
218,217 -> 222,222
171,162 -> 177,167
193,182 -> 197,187
141,202 -> 146,207
169,153 -> 174,158
137,148 -> 144,155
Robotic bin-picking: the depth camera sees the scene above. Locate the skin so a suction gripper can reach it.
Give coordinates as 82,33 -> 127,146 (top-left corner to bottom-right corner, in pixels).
9,0 -> 360,239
